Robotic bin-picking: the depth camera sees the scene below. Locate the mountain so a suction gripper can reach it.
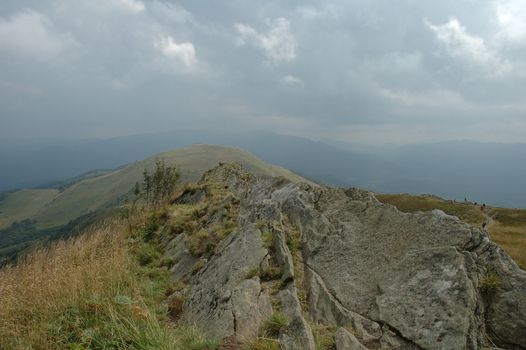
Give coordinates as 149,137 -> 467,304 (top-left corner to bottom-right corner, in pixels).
0,130 -> 392,191
328,140 -> 526,208
0,144 -> 306,230
0,144 -> 307,264
2,132 -> 525,208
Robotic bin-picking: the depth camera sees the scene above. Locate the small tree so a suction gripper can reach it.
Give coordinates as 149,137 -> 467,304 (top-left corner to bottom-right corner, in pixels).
141,159 -> 180,209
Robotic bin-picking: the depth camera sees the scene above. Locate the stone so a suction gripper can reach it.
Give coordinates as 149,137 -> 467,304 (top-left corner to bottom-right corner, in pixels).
335,327 -> 368,350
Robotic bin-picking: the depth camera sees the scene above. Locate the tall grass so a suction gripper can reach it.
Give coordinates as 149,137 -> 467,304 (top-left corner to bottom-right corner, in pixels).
0,219 -> 217,349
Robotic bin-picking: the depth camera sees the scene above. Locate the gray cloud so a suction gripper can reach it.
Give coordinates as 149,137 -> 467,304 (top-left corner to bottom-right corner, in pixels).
0,0 -> 525,144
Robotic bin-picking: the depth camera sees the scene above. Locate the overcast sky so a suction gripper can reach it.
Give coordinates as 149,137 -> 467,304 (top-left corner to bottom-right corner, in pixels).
0,0 -> 525,144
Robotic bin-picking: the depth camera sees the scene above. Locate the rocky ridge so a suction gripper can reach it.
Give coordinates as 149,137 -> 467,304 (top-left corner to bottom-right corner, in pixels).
157,163 -> 526,350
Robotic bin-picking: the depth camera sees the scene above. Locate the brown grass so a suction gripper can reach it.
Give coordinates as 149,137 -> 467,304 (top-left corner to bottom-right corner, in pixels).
375,193 -> 486,226
0,218 -> 220,350
487,222 -> 526,270
0,220 -> 132,348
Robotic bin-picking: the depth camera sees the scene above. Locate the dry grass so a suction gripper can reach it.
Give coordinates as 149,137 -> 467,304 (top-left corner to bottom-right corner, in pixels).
376,193 -> 486,226
0,221 -> 128,345
487,222 -> 526,270
0,218 -> 218,349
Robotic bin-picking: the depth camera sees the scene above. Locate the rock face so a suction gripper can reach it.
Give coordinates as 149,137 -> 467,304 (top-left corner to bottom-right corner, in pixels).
159,163 -> 526,350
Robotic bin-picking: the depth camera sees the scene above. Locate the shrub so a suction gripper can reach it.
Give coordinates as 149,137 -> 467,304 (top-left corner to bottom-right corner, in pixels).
262,312 -> 289,338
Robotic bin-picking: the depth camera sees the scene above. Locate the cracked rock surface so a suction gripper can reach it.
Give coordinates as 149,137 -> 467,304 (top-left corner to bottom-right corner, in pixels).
161,163 -> 526,349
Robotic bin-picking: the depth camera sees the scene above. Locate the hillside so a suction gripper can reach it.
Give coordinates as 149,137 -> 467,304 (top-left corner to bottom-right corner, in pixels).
0,145 -> 308,264
0,144 -> 307,230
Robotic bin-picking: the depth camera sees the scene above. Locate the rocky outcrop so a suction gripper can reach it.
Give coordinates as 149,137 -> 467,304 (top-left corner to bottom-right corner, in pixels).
159,163 -> 526,349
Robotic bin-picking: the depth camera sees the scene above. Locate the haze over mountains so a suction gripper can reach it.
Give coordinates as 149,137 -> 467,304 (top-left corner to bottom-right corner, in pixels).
1,130 -> 525,208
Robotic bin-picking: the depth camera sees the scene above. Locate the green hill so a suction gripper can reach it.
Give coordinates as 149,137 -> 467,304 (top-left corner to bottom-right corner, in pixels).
0,144 -> 307,230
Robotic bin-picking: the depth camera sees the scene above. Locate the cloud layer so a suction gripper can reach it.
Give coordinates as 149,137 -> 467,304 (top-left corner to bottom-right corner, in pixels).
0,0 -> 525,144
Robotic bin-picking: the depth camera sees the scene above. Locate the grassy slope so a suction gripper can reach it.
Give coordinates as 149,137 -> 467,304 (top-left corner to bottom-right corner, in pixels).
0,144 -> 308,229
376,193 -> 526,269
0,189 -> 59,229
0,217 -> 218,349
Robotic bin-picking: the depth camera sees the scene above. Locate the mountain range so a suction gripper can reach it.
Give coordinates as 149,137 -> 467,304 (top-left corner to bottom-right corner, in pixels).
1,130 -> 525,208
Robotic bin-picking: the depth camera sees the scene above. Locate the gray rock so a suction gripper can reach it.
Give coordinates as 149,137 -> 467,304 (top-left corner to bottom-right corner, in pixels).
335,327 -> 368,350
161,164 -> 526,349
183,224 -> 272,341
374,247 -> 477,350
278,286 -> 316,350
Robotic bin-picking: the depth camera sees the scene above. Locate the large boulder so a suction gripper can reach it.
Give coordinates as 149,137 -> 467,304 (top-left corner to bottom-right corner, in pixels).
161,164 -> 526,349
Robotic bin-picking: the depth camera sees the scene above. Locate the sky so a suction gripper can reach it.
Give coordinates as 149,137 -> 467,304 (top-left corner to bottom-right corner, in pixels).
0,0 -> 525,144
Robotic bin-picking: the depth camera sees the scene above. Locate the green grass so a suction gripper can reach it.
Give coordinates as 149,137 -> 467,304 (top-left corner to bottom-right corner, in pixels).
0,189 -> 58,229
262,313 -> 289,338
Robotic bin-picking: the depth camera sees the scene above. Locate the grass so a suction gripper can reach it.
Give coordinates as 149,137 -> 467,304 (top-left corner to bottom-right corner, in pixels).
479,269 -> 502,292
244,338 -> 281,350
0,219 -> 218,349
0,189 -> 58,229
375,193 -> 486,226
486,221 -> 526,269
311,324 -> 337,350
262,313 -> 289,338
488,207 -> 526,226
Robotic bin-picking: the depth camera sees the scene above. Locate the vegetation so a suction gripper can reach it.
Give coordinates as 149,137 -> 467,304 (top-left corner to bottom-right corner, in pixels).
0,189 -> 58,229
375,193 -> 486,226
262,313 -> 289,338
244,338 -> 281,350
311,324 -> 337,350
479,269 -> 502,292
0,170 -> 222,349
140,160 -> 180,209
0,208 -> 119,266
0,219 -> 219,350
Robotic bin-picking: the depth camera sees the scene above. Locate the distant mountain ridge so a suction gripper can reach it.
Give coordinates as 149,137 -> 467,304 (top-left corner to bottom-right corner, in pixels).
1,131 -> 525,207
